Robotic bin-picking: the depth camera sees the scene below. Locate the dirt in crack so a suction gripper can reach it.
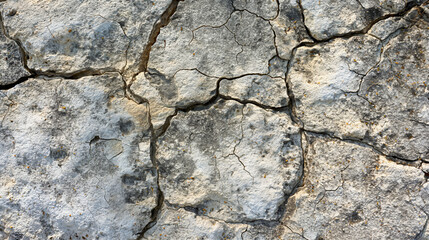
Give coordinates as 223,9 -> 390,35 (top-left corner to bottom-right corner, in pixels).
138,0 -> 183,73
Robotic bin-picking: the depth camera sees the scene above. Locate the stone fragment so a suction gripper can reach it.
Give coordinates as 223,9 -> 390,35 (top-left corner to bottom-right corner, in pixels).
1,0 -> 172,75
148,2 -> 276,78
144,206 -> 247,239
219,75 -> 289,107
359,19 -> 429,160
156,100 -> 302,222
0,22 -> 30,85
288,18 -> 429,160
268,56 -> 289,78
283,134 -> 426,240
233,0 -> 279,20
368,7 -> 421,40
300,0 -> 423,40
0,73 -> 156,239
270,0 -> 312,59
131,70 -> 218,130
288,35 -> 380,138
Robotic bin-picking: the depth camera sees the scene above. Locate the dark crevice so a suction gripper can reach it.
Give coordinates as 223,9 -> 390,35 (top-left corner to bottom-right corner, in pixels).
165,200 -> 282,226
138,0 -> 183,73
136,111 -> 167,239
35,68 -> 112,80
0,74 -> 34,90
219,94 -> 288,111
284,46 -> 302,126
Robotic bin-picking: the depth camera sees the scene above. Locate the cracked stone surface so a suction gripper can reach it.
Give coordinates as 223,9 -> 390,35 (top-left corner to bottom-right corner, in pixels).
1,0 -> 429,239
156,100 -> 302,222
0,23 -> 29,85
219,75 -> 289,107
282,133 -> 427,240
301,0 -> 425,40
0,74 -> 156,239
147,1 -> 276,78
289,8 -> 429,160
0,0 -> 172,75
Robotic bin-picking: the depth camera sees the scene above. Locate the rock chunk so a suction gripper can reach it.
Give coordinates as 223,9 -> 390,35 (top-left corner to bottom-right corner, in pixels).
131,70 -> 218,130
270,0 -> 312,59
219,75 -> 289,107
0,23 -> 30,85
300,0 -> 423,40
288,18 -> 429,160
144,206 -> 247,239
0,73 -> 156,239
283,133 -> 426,240
156,100 -> 302,222
148,2 -> 276,78
1,0 -> 172,75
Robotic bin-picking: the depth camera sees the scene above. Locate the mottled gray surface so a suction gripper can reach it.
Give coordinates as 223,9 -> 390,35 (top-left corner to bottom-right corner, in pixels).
0,74 -> 155,239
1,0 -> 429,239
0,19 -> 29,85
157,100 -> 302,222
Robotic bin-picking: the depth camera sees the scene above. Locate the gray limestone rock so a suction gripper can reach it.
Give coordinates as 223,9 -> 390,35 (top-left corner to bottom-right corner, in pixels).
1,0 -> 429,239
1,0 -> 172,76
219,75 -> 289,107
301,0 -> 424,40
270,0 -> 312,59
283,133 -> 426,240
288,15 -> 429,160
0,74 -> 156,239
0,19 -> 30,86
156,100 -> 302,222
233,0 -> 279,20
131,70 -> 218,130
147,2 -> 276,78
144,206 -> 247,239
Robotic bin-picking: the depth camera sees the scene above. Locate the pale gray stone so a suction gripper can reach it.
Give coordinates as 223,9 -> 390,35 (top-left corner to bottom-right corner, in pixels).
0,21 -> 30,85
1,0 -> 172,75
1,0 -> 429,239
301,0 -> 423,40
219,75 -> 289,107
288,17 -> 429,160
0,74 -> 156,239
283,134 -> 426,240
131,70 -> 218,130
288,35 -> 381,138
143,206 -> 247,239
156,100 -> 302,222
148,3 -> 276,78
233,0 -> 279,20
270,0 -> 312,59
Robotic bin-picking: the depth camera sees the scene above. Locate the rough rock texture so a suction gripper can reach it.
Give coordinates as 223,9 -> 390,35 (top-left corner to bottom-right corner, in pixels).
0,74 -> 156,239
156,100 -> 302,222
288,8 -> 429,160
219,75 -> 289,107
1,0 -> 429,239
283,133 -> 427,240
0,18 -> 29,86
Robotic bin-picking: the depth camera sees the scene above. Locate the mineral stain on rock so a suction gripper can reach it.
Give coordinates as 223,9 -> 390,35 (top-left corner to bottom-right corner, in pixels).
0,0 -> 429,239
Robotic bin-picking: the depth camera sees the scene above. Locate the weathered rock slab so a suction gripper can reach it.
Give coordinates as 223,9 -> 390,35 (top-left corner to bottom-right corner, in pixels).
156,100 -> 302,222
0,74 -> 156,239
